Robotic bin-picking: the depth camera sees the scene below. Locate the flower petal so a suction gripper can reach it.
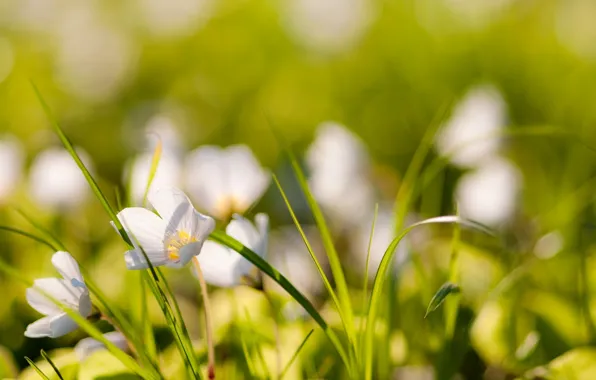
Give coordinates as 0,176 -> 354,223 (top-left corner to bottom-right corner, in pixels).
226,145 -> 270,212
227,214 -> 261,254
28,278 -> 80,310
51,251 -> 85,286
196,241 -> 241,287
25,313 -> 78,338
124,249 -> 168,270
74,331 -> 129,360
183,146 -> 228,215
116,207 -> 167,258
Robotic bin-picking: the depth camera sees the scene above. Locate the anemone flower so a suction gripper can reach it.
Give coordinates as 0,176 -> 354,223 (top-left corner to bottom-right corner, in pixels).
74,331 -> 129,360
195,213 -> 269,287
184,145 -> 270,220
115,187 -> 215,269
25,251 -> 92,338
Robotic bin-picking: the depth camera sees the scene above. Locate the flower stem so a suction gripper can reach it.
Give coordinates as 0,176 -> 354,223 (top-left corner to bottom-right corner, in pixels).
193,257 -> 216,379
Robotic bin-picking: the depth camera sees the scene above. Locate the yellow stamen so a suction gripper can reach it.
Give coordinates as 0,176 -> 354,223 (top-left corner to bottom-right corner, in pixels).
166,230 -> 197,262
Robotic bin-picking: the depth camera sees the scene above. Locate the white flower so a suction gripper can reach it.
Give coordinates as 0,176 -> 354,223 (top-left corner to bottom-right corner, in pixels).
137,0 -> 216,38
28,147 -> 91,210
184,145 -> 270,220
0,134 -> 23,204
455,157 -> 521,227
435,85 -> 507,168
25,251 -> 92,338
281,0 -> 374,54
196,213 -> 269,288
306,122 -> 374,226
126,152 -> 182,206
74,331 -> 129,361
115,187 -> 215,270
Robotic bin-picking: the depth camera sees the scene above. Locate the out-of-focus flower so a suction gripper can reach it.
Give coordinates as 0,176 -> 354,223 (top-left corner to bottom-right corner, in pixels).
416,0 -> 514,32
265,226 -> 327,301
54,5 -> 136,102
196,213 -> 269,288
127,153 -> 182,206
74,331 -> 129,361
281,0 -> 374,54
28,147 -> 91,210
115,187 -> 215,269
455,158 -> 521,227
0,134 -> 23,204
306,122 -> 374,227
350,207 -> 410,280
556,0 -> 596,60
25,251 -> 92,338
143,115 -> 184,157
184,145 -> 270,220
435,85 -> 507,168
136,0 -> 216,38
0,37 -> 14,84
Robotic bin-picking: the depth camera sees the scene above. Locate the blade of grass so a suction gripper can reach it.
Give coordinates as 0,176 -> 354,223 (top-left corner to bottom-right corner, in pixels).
363,216 -> 492,380
209,230 -> 353,375
143,133 -> 163,208
140,272 -> 158,360
359,203 -> 378,355
240,335 -> 258,379
279,329 -> 314,380
40,350 -> 64,380
272,175 -> 349,339
284,150 -> 357,353
0,225 -> 59,252
444,208 -> 462,338
25,357 -> 50,380
13,208 -> 66,251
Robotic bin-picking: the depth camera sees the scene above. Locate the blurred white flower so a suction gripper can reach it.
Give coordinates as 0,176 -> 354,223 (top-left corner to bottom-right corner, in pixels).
54,6 -> 136,102
455,157 -> 521,227
281,0 -> 374,54
25,251 -> 92,338
266,226 -> 327,301
136,0 -> 215,38
436,85 -> 507,168
417,0 -> 514,31
0,37 -> 14,84
115,187 -> 215,270
0,134 -> 24,204
534,231 -> 564,260
143,115 -> 184,157
196,213 -> 269,288
127,152 -> 182,206
74,331 -> 129,361
28,147 -> 91,210
351,207 -> 409,280
184,145 -> 270,220
306,122 -> 374,226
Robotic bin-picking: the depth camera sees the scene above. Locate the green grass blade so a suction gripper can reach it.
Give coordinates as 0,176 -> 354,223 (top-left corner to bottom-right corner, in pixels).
272,175 -> 349,335
209,230 -> 352,374
25,357 -> 50,380
279,329 -> 314,380
30,81 -> 130,245
444,209 -> 462,338
40,350 -> 64,380
142,135 -> 163,208
240,335 -> 258,379
0,225 -> 59,252
358,203 -> 378,357
425,282 -> 461,318
13,208 -> 67,251
363,216 -> 492,380
140,272 -> 158,360
285,150 -> 357,354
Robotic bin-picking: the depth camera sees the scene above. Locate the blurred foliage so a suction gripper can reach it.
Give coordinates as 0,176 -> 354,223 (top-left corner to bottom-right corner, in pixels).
2,0 -> 596,379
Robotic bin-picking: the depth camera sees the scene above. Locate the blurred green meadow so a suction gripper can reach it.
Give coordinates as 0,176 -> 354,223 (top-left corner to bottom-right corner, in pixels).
1,0 -> 596,379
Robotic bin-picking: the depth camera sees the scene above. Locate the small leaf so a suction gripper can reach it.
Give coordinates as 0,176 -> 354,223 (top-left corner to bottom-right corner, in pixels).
425,282 -> 461,318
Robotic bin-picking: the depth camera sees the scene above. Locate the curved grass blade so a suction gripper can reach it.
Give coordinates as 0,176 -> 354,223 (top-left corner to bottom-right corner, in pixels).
425,282 -> 461,318
13,208 -> 66,251
209,230 -> 353,375
284,150 -> 357,353
279,329 -> 314,380
363,216 -> 492,380
272,175 -> 349,338
0,226 -> 59,252
40,350 -> 64,380
25,357 -> 50,380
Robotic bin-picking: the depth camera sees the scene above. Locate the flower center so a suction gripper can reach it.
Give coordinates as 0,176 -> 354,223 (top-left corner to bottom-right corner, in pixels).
166,230 -> 197,262
214,196 -> 245,220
